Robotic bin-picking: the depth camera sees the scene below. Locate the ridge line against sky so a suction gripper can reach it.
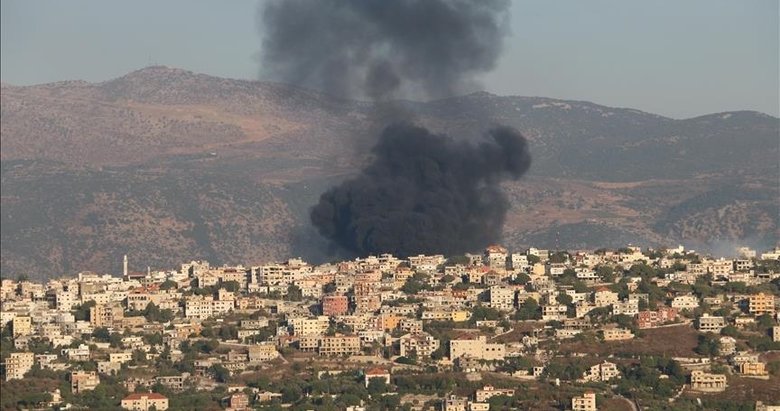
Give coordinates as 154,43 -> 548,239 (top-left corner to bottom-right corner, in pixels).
1,0 -> 778,119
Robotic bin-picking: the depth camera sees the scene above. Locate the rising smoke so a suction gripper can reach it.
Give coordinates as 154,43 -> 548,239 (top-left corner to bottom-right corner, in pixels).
258,0 -> 529,257
310,123 -> 531,257
259,0 -> 510,100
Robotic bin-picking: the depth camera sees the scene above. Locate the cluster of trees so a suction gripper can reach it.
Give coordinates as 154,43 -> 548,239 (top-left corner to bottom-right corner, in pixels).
615,356 -> 685,399
401,273 -> 433,294
513,298 -> 541,320
126,302 -> 175,323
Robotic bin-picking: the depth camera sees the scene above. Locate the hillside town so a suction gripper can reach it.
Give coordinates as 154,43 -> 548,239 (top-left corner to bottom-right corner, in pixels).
1,245 -> 779,410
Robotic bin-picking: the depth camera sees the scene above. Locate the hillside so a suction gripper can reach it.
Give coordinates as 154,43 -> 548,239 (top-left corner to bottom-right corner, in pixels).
1,66 -> 778,279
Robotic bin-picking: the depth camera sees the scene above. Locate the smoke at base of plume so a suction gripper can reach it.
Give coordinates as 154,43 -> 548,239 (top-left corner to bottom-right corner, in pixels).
311,123 -> 531,257
259,0 -> 510,101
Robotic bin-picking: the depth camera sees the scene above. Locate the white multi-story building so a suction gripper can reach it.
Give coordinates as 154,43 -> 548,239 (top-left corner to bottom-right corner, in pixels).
489,286 -> 515,311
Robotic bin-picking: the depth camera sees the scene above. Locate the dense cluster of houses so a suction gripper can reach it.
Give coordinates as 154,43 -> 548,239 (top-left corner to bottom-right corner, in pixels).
1,244 -> 778,410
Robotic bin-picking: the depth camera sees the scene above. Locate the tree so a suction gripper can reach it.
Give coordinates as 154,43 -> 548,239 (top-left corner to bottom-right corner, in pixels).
220,281 -> 240,293
144,332 -> 163,346
470,305 -> 501,324
720,325 -> 739,337
218,324 -> 238,340
209,364 -> 231,383
509,272 -> 531,285
515,298 -> 541,320
91,327 -> 111,342
445,255 -> 471,266
549,251 -> 569,264
286,285 -> 303,301
160,279 -> 178,290
281,385 -> 303,403
74,300 -> 96,321
143,302 -> 174,323
695,333 -> 719,356
527,255 -> 541,265
367,378 -> 388,395
595,265 -> 615,282
556,292 -> 573,306
401,273 -> 431,295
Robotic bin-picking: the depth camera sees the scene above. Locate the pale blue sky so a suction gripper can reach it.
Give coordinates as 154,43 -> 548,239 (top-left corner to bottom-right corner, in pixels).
2,0 -> 777,118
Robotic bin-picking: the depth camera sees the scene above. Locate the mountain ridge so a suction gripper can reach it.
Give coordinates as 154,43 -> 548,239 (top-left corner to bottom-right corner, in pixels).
1,66 -> 777,279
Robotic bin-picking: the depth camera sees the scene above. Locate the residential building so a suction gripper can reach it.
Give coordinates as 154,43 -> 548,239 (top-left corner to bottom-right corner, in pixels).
155,374 -> 189,392
690,370 -> 727,392
443,395 -> 469,411
739,362 -> 768,377
449,335 -> 505,361
121,393 -> 169,411
489,286 -> 515,311
399,333 -> 440,358
594,288 -> 619,307
572,392 -> 597,411
581,361 -> 620,382
475,385 -> 515,402
602,328 -> 634,341
5,352 -> 34,381
484,245 -> 508,268
288,316 -> 330,336
71,371 -> 100,394
247,344 -> 278,363
319,335 -> 361,356
671,295 -> 700,310
636,307 -> 678,329
322,295 -> 349,316
612,300 -> 639,316
749,293 -> 775,316
364,367 -> 391,387
541,304 -> 568,321
90,303 -> 124,327
697,314 -> 726,333
12,316 -> 32,337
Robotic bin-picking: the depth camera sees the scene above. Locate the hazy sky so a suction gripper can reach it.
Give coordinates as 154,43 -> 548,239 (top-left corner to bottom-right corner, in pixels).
2,0 -> 777,118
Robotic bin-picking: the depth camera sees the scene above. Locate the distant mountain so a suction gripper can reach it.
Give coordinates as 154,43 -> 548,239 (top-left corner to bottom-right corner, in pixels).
2,67 -> 777,279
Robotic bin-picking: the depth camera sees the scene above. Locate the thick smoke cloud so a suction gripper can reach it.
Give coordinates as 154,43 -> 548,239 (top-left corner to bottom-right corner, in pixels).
259,0 -> 510,100
310,123 -> 531,257
258,0 -> 528,258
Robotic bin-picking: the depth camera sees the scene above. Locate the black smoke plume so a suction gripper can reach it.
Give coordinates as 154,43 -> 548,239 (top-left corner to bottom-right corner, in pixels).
310,123 -> 531,257
259,0 -> 510,100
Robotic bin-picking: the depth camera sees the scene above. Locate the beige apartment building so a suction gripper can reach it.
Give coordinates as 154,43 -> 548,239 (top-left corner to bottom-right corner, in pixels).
449,335 -> 505,361
121,393 -> 169,411
12,316 -> 32,338
572,392 -> 597,411
5,352 -> 34,381
489,286 -> 515,311
697,314 -> 726,333
319,335 -> 361,356
475,385 -> 515,402
71,371 -> 100,394
89,303 -> 124,327
739,362 -> 768,377
582,361 -> 620,382
602,328 -> 634,341
399,333 -> 440,358
288,316 -> 330,336
247,344 -> 279,363
690,370 -> 727,392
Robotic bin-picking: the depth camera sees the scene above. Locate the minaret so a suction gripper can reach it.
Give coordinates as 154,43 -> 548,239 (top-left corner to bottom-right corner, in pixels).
123,255 -> 128,277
